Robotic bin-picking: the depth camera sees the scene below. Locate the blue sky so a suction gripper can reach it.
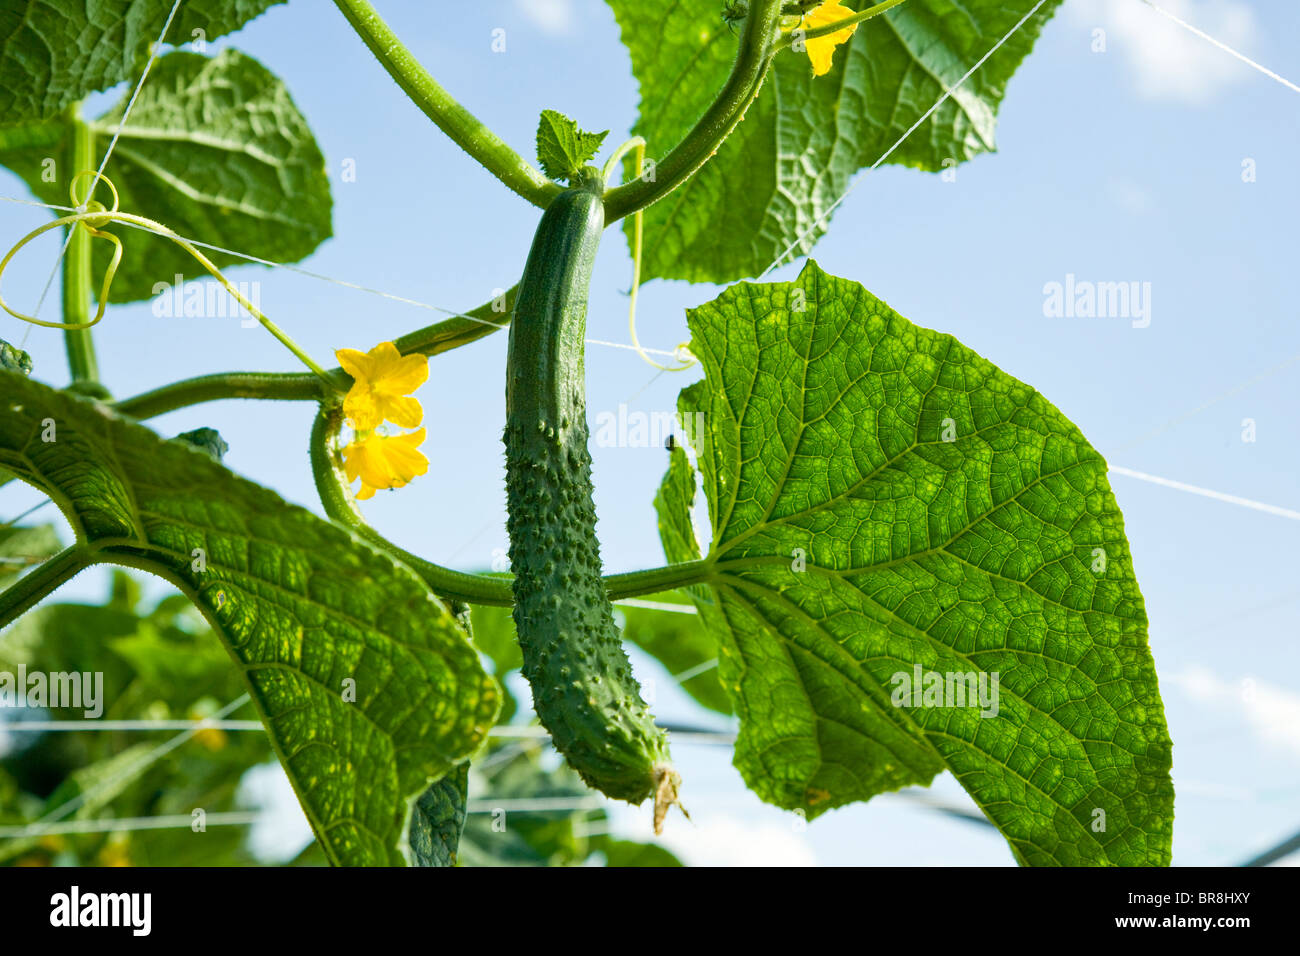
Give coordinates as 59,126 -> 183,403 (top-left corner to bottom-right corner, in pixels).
2,0 -> 1298,866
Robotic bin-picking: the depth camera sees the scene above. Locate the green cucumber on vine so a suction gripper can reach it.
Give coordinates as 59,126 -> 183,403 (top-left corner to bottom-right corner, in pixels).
503,166 -> 680,829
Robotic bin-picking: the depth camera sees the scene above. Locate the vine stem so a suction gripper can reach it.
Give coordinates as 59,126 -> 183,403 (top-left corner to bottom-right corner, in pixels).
333,0 -> 561,210
391,284 -> 517,357
109,0 -> 894,420
0,545 -> 93,629
1,209 -> 338,387
777,0 -> 911,48
62,105 -> 98,385
308,402 -> 514,606
602,0 -> 785,223
601,137 -> 646,184
113,286 -> 519,420
115,371 -> 326,420
308,404 -> 713,607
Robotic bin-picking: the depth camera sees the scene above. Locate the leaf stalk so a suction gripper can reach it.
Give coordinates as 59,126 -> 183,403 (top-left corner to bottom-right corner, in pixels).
333,0 -> 561,209
602,0 -> 786,222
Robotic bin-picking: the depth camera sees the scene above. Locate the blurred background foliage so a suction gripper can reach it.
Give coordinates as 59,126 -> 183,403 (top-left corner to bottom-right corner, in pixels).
1,533 -> 708,866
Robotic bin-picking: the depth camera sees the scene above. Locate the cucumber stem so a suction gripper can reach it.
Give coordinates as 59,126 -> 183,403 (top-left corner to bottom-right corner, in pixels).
602,0 -> 785,223
0,545 -> 93,629
62,105 -> 99,385
333,0 -> 561,209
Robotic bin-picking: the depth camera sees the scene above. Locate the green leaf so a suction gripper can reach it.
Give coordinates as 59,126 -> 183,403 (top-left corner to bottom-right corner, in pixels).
617,594 -> 731,717
656,260 -> 1173,865
644,452 -> 731,714
0,49 -> 332,303
535,109 -> 608,183
0,577 -> 272,866
0,524 -> 61,588
0,371 -> 499,866
655,446 -> 702,564
468,605 -> 525,677
0,0 -> 284,122
0,603 -> 140,706
608,0 -> 1063,283
174,426 -> 229,462
0,743 -> 156,864
0,338 -> 33,375
107,625 -> 234,697
408,764 -> 470,867
594,835 -> 683,867
468,603 -> 523,724
458,742 -> 601,867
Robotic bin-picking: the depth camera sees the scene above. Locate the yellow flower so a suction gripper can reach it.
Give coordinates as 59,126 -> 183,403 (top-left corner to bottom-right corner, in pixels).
335,341 -> 428,431
801,1 -> 860,77
342,428 -> 429,500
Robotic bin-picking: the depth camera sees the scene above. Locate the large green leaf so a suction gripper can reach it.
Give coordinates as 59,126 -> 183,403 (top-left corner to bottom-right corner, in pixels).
608,0 -> 1063,283
0,371 -> 499,865
0,0 -> 283,122
595,836 -> 683,867
617,597 -> 731,716
408,764 -> 470,867
656,261 -> 1173,865
0,49 -> 331,303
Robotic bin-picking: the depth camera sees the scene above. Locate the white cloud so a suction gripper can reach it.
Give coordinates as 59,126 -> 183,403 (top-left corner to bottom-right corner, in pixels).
515,0 -> 575,36
237,761 -> 314,862
1106,176 -> 1154,214
660,815 -> 818,866
1170,666 -> 1300,759
610,805 -> 818,866
1069,0 -> 1260,104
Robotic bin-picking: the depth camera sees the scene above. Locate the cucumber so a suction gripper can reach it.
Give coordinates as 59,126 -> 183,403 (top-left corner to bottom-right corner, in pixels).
504,168 -> 678,822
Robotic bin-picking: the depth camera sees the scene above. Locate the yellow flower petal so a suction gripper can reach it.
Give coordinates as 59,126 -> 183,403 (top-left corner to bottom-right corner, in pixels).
343,391 -> 384,432
381,394 -> 424,430
341,428 -> 429,497
335,347 -> 377,382
377,350 -> 431,395
803,1 -> 859,77
337,341 -> 430,430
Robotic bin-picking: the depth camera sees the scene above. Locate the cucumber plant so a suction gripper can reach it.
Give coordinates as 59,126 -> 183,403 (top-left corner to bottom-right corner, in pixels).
0,0 -> 1175,867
